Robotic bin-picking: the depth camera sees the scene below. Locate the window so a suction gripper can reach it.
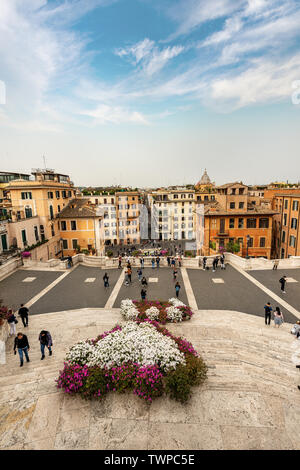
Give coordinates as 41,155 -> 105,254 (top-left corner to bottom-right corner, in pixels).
62,190 -> 67,198
237,237 -> 243,245
56,191 -> 60,199
61,221 -> 67,231
34,226 -> 39,241
247,218 -> 256,228
282,231 -> 286,243
292,200 -> 299,211
291,218 -> 298,229
238,218 -> 244,228
289,235 -> 296,248
229,218 -> 235,228
204,196 -> 209,201
51,225 -> 55,237
239,202 -> 244,209
21,229 -> 27,244
248,237 -> 253,247
48,192 -> 53,199
72,239 -> 78,249
57,205 -> 61,212
25,206 -> 32,218
230,202 -> 235,209
211,195 -> 215,201
283,214 -> 287,226
71,221 -> 77,230
259,218 -> 269,229
49,205 -> 54,220
284,200 -> 288,209
239,188 -> 244,195
260,237 -> 266,247
68,191 -> 72,197
62,239 -> 68,249
211,219 -> 217,229
21,192 -> 32,200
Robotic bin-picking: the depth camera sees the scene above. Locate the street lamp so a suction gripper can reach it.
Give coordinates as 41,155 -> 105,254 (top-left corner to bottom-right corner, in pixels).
246,235 -> 251,259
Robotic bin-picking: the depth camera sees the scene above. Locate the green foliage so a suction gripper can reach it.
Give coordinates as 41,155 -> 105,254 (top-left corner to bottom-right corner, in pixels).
107,250 -> 114,258
81,367 -> 108,400
165,355 -> 207,404
209,241 -> 216,250
226,241 -> 240,253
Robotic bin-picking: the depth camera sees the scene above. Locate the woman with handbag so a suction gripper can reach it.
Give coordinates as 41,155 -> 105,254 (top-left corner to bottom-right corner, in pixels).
7,309 -> 18,336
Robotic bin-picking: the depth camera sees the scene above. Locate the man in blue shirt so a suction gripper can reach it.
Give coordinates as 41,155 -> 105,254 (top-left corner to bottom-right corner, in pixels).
264,302 -> 272,325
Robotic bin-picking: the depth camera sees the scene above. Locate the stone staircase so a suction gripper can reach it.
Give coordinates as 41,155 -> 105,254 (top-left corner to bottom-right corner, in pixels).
1,308 -> 300,450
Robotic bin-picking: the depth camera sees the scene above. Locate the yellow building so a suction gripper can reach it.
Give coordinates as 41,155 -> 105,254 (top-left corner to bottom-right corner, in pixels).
58,199 -> 104,256
6,169 -> 76,258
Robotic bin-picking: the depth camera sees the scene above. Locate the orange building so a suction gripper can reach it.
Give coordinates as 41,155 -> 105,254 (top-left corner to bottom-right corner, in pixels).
200,182 -> 276,258
272,193 -> 300,259
6,169 -> 76,258
57,199 -> 104,256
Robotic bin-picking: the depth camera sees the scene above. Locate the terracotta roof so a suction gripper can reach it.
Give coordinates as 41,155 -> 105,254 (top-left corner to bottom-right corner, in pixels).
217,182 -> 247,189
57,199 -> 102,218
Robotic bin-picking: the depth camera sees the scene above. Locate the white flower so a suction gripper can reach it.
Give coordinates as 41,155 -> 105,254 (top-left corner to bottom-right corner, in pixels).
145,306 -> 160,320
166,306 -> 183,322
120,299 -> 139,320
66,322 -> 186,371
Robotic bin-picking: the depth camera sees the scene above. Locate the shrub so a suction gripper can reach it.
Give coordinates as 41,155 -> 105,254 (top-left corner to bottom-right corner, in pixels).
106,363 -> 139,394
164,365 -> 192,403
81,367 -> 108,400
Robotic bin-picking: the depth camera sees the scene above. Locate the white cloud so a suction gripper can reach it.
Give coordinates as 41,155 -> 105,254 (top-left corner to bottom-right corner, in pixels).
81,104 -> 148,124
115,38 -> 184,76
210,54 -> 300,110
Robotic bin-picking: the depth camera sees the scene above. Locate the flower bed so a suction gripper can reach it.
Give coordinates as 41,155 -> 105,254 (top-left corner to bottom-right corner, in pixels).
56,321 -> 207,404
120,298 -> 193,324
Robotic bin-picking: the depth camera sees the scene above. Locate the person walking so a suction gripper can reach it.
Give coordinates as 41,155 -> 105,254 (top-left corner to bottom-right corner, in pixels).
273,259 -> 279,270
118,255 -> 122,269
141,276 -> 148,287
151,257 -> 155,269
173,268 -> 178,281
212,257 -> 217,273
39,330 -> 53,360
220,254 -> 226,270
137,268 -> 143,282
156,256 -> 160,269
7,309 -> 18,336
202,256 -> 207,270
18,304 -> 29,328
14,332 -> 30,367
178,256 -> 182,268
279,276 -> 287,294
103,272 -> 109,288
274,307 -> 284,328
140,257 -> 144,269
127,266 -> 132,284
124,271 -> 129,286
175,282 -> 181,298
141,288 -> 147,301
167,256 -> 171,267
291,320 -> 300,335
264,302 -> 272,326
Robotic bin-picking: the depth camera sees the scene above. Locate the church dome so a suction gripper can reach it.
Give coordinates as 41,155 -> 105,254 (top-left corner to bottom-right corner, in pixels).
197,169 -> 212,186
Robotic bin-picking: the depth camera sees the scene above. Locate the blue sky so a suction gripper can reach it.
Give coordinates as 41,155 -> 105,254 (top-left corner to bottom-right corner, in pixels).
0,0 -> 300,186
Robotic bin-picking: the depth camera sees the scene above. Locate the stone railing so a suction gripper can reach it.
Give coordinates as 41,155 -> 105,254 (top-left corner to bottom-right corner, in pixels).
0,257 -> 23,281
0,320 -> 9,364
225,252 -> 300,270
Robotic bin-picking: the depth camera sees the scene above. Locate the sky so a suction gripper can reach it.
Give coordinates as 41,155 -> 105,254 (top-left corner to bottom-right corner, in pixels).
0,0 -> 300,187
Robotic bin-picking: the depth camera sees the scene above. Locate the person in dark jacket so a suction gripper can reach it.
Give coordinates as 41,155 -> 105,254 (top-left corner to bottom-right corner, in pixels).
175,282 -> 181,298
103,272 -> 109,288
7,309 -> 17,336
141,288 -> 147,301
39,330 -> 53,360
141,276 -> 148,287
14,333 -> 30,367
279,276 -> 287,294
18,304 -> 29,327
264,302 -> 272,325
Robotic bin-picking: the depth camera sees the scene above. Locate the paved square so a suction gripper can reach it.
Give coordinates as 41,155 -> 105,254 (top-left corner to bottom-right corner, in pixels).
0,270 -> 63,312
28,266 -> 123,314
114,268 -> 188,307
22,277 -> 37,282
187,265 -> 298,323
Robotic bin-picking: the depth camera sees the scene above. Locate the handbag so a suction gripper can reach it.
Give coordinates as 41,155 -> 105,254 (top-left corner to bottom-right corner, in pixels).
14,319 -> 18,324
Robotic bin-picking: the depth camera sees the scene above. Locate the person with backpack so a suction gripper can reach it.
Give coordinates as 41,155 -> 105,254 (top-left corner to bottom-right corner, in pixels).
141,276 -> 148,287
137,268 -> 143,282
175,282 -> 181,298
14,332 -> 30,367
7,309 -> 18,336
18,304 -> 29,328
103,272 -> 109,288
279,276 -> 287,294
202,256 -> 207,270
264,302 -> 272,325
39,330 -> 53,360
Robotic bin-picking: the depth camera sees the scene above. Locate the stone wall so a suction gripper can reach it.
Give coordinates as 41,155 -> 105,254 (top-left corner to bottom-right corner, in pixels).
0,257 -> 23,282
